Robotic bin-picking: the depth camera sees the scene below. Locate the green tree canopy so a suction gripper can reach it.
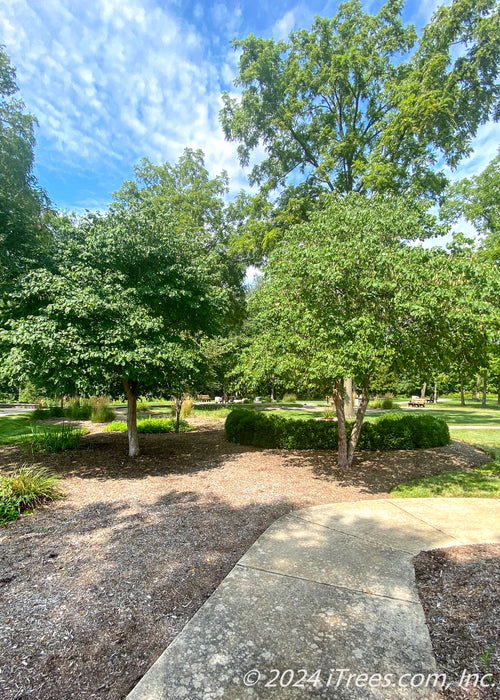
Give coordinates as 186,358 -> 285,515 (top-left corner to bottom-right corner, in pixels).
245,193 -> 496,466
0,46 -> 49,286
221,0 -> 500,257
1,152 -> 244,456
441,152 -> 500,264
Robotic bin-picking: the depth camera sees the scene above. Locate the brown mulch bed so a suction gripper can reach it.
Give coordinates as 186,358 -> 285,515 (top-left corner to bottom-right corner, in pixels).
0,419 -> 491,699
414,545 -> 500,699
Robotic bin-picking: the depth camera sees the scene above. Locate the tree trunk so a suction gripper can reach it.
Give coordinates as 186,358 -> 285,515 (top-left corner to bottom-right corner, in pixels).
433,382 -> 438,404
347,381 -> 370,467
122,377 -> 140,457
472,375 -> 480,401
420,382 -> 427,400
482,370 -> 487,407
497,375 -> 500,408
333,381 -> 348,468
460,379 -> 465,406
174,395 -> 183,433
343,377 -> 355,419
60,396 -> 64,409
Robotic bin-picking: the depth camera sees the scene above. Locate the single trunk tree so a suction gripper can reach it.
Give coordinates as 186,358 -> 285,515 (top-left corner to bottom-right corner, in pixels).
482,370 -> 487,407
122,377 -> 140,458
420,382 -> 427,399
172,394 -> 184,433
433,382 -> 438,404
460,379 -> 465,406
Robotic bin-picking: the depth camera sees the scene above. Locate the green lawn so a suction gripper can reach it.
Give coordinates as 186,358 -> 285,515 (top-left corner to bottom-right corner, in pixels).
392,426 -> 500,499
0,414 -> 63,445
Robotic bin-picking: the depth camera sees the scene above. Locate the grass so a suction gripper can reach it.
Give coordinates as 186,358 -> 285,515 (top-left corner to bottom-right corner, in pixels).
0,466 -> 64,524
392,427 -> 500,499
26,423 -> 87,453
0,415 -> 64,445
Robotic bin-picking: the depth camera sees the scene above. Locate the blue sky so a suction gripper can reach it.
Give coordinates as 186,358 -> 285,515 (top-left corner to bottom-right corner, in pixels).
1,0 -> 499,213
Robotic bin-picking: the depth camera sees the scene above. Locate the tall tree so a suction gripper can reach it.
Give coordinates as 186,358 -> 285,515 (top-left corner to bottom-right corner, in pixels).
0,46 -> 49,286
441,152 -> 500,264
246,193 -> 496,467
221,0 -> 500,214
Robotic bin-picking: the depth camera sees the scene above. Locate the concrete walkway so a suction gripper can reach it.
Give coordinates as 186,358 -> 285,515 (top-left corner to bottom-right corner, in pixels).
127,498 -> 500,700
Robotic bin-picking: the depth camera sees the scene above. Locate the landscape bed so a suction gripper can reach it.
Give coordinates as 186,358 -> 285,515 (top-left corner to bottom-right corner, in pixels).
0,419 -> 490,699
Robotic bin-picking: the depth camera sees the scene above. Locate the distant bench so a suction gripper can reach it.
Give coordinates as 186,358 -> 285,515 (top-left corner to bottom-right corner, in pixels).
197,395 -> 211,402
408,396 -> 426,408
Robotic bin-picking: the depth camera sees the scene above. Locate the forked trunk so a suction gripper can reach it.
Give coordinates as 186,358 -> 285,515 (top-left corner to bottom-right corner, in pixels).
347,383 -> 370,467
343,377 -> 355,419
333,378 -> 370,468
122,377 -> 140,458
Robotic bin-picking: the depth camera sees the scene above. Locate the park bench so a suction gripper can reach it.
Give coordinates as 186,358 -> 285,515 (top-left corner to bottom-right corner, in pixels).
408,396 -> 426,407
197,395 -> 211,402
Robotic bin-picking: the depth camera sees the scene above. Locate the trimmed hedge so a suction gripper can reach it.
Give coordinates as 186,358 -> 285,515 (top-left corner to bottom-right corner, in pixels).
225,410 -> 450,451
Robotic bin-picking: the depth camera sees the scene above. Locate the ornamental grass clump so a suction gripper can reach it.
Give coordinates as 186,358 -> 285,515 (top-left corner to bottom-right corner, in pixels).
90,397 -> 116,423
26,423 -> 85,453
0,466 -> 63,524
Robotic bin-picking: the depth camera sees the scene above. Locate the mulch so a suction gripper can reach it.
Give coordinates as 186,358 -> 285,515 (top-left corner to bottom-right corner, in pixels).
0,418 -> 493,699
414,545 -> 500,699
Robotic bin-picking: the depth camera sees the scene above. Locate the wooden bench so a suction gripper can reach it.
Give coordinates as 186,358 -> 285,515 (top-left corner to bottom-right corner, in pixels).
197,395 -> 211,402
408,396 -> 426,408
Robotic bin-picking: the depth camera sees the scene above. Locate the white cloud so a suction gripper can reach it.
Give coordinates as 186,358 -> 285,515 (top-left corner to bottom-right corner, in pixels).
0,0 -> 249,204
273,10 -> 297,41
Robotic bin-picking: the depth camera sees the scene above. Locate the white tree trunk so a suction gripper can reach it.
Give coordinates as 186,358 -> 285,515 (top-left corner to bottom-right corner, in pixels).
122,378 -> 140,458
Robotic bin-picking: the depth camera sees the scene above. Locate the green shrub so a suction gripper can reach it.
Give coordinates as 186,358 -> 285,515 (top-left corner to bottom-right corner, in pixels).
381,393 -> 394,410
19,382 -> 43,403
138,417 -> 190,433
282,393 -> 298,403
105,418 -> 191,433
0,493 -> 19,524
104,421 -> 127,432
26,423 -> 86,452
136,398 -> 151,412
225,409 -> 450,452
322,408 -> 336,419
30,406 -> 65,420
0,466 -> 63,523
67,403 -> 92,421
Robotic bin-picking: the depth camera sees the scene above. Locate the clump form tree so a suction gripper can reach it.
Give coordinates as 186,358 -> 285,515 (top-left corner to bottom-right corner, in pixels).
246,193 -> 497,467
1,151 -> 243,457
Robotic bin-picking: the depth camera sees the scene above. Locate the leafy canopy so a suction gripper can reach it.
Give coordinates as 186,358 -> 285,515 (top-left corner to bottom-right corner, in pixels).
221,0 -> 500,202
246,193 -> 496,394
0,46 -> 49,286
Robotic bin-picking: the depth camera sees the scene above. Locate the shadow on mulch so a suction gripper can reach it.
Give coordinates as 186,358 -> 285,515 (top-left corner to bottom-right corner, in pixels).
0,425 -> 491,493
